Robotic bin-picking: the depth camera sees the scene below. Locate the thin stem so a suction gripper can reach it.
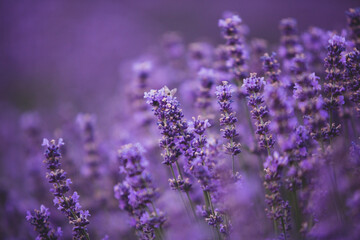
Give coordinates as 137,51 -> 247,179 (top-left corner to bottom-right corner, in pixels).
170,164 -> 191,218
280,216 -> 287,240
175,161 -> 184,179
207,192 -> 223,240
185,191 -> 198,220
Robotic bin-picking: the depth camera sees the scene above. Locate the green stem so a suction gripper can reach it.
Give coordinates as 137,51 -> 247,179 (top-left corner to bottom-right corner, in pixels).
280,216 -> 287,240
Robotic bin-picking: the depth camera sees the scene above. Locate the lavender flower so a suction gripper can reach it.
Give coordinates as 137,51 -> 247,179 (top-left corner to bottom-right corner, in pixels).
114,143 -> 166,240
345,49 -> 360,114
242,73 -> 274,153
346,7 -> 360,50
26,205 -> 62,240
302,27 -> 328,72
278,18 -> 303,72
264,152 -> 291,240
261,52 -> 281,85
144,87 -> 184,167
218,14 -> 249,88
215,81 -> 241,174
76,113 -> 100,178
144,86 -> 197,217
42,138 -> 90,240
323,35 -> 346,138
131,60 -> 154,127
293,73 -> 328,140
195,68 -> 215,116
264,83 -> 298,152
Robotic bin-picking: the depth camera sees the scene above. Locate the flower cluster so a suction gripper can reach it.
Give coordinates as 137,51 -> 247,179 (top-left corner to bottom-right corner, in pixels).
346,7 -> 360,49
302,27 -> 328,72
144,86 -> 185,166
215,81 -> 241,174
144,86 -> 194,192
218,14 -> 248,87
278,18 -> 303,72
195,68 -> 215,115
10,6 -> 360,240
261,52 -> 281,84
242,73 -> 274,152
26,205 -> 62,240
263,152 -> 291,239
323,35 -> 346,113
114,143 -> 166,240
42,138 -> 90,240
345,49 -> 360,114
76,113 -> 100,178
131,60 -> 154,127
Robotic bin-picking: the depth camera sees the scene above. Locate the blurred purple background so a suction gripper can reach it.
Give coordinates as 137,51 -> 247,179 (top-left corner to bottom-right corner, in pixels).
0,0 -> 357,112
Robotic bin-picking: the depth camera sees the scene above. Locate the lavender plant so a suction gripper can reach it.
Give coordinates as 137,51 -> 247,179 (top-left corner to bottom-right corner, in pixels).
215,81 -> 241,176
26,205 -> 63,240
41,138 -> 91,240
3,4 -> 360,240
114,143 -> 166,240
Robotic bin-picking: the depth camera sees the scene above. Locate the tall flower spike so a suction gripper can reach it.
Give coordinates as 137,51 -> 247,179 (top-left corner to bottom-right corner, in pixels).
302,27 -> 328,72
323,35 -> 346,138
76,113 -> 100,178
345,49 -> 360,115
131,60 -> 154,127
261,52 -> 281,85
26,205 -> 62,240
264,83 -> 298,153
42,138 -> 90,240
114,143 -> 166,240
294,73 -> 328,140
145,86 -> 195,193
242,73 -> 274,153
187,117 -> 231,237
279,18 -> 303,72
218,14 -> 249,91
263,152 -> 291,239
346,7 -> 360,50
195,68 -> 215,116
215,81 -> 241,175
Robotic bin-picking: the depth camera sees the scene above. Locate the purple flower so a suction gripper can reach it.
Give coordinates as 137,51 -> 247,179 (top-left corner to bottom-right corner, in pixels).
323,34 -> 346,112
144,86 -> 186,166
215,81 -> 241,174
114,143 -> 166,239
26,205 -> 62,240
263,84 -> 298,152
345,49 -> 360,115
346,7 -> 360,49
278,18 -> 303,69
261,52 -> 281,84
219,14 -> 249,90
302,27 -> 328,72
242,73 -> 275,151
76,113 -> 100,178
195,68 -> 215,114
263,152 -> 291,239
42,138 -> 90,239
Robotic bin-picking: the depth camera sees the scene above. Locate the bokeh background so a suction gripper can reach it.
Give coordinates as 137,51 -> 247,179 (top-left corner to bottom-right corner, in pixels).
0,0 -> 357,113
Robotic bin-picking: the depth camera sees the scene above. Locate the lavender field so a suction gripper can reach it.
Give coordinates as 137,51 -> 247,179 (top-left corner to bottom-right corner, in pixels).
1,1 -> 360,240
